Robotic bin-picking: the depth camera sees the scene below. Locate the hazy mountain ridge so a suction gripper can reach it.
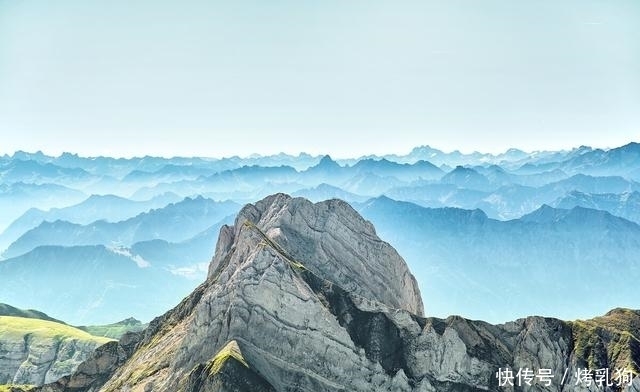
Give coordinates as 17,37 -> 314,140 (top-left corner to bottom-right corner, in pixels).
0,193 -> 182,253
0,244 -> 199,325
1,142 -> 639,325
0,182 -> 87,235
553,190 -> 640,224
355,196 -> 640,322
2,196 -> 239,259
2,144 -> 636,200
0,218 -> 237,326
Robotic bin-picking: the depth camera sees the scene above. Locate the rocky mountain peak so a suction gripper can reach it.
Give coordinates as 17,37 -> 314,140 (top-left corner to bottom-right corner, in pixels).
208,193 -> 424,316
305,155 -> 341,174
57,193 -> 425,392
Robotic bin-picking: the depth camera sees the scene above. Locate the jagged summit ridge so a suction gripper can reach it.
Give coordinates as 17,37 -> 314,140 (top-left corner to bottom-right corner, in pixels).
71,193 -> 427,392
208,193 -> 424,316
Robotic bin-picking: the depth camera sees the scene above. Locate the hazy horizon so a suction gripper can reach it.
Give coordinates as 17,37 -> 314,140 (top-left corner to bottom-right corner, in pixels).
2,140 -> 637,161
2,1 -> 638,158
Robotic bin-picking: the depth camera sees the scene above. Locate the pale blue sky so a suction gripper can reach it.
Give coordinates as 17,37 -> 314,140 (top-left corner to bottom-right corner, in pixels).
1,0 -> 638,158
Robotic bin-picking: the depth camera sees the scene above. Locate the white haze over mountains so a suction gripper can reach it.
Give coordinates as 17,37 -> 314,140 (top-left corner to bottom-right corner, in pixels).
0,142 -> 639,325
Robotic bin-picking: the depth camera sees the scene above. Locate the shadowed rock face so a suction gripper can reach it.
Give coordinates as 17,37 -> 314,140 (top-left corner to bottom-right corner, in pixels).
34,194 -> 640,392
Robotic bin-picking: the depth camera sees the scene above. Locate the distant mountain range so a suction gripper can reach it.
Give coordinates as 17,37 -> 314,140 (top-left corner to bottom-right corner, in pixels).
553,190 -> 640,225
2,196 -> 239,259
0,197 -> 239,324
1,141 -> 639,325
0,182 -> 86,234
0,245 -> 198,324
0,192 -> 182,252
356,196 -> 640,323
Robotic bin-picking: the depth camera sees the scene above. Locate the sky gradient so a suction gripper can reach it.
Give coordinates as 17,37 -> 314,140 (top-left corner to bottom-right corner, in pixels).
1,0 -> 639,158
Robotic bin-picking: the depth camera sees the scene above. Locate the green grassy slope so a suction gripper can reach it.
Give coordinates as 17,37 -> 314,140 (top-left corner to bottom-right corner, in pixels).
78,317 -> 146,340
0,316 -> 113,345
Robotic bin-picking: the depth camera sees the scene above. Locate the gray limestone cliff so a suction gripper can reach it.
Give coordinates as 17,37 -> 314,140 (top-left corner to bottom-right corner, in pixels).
34,194 -> 640,392
207,193 -> 424,316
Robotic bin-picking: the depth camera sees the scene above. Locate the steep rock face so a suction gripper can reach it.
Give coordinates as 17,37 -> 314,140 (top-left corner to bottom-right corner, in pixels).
92,194 -> 423,392
207,193 -> 424,315
38,331 -> 141,392
34,194 -> 640,392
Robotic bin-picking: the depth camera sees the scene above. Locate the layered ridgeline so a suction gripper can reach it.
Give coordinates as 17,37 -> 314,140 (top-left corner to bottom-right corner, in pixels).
355,197 -> 640,323
2,143 -> 640,326
0,197 -> 239,325
33,195 -> 640,392
3,142 -> 640,233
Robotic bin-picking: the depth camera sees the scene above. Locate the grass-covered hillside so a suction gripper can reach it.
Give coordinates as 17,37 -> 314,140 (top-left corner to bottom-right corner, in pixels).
0,316 -> 114,386
78,317 -> 146,340
0,316 -> 113,344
